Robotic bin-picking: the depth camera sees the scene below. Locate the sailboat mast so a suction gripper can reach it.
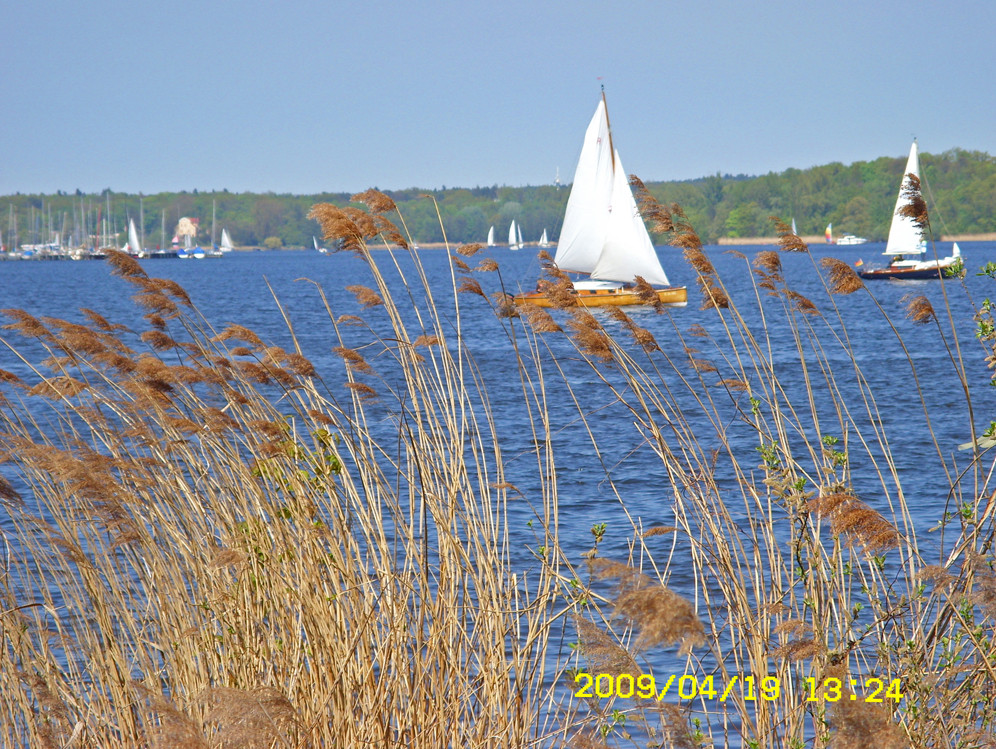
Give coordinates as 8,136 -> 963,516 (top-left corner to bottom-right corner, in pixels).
601,86 -> 616,174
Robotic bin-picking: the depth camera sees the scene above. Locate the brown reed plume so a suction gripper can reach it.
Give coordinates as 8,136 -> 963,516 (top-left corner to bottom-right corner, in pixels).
629,175 -> 675,234
770,215 -> 809,253
350,188 -> 397,214
903,294 -> 937,325
519,303 -> 562,334
607,307 -> 659,352
307,203 -> 365,253
821,257 -> 865,294
829,697 -> 907,749
753,250 -> 782,276
566,309 -> 614,362
897,172 -> 930,233
808,490 -> 901,554
591,559 -> 705,652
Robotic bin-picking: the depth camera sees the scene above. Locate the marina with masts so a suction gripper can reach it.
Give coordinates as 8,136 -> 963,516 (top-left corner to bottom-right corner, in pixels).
1,196 -> 229,261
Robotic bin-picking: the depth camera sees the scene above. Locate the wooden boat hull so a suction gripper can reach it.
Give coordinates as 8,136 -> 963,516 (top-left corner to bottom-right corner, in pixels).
514,286 -> 688,308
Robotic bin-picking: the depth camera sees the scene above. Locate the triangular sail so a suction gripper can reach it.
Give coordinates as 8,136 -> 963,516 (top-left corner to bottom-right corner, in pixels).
554,98 -> 669,285
220,229 -> 233,251
554,100 -> 614,273
487,226 -> 495,246
508,220 -> 517,247
590,150 -> 670,286
884,141 -> 927,256
128,219 -> 142,254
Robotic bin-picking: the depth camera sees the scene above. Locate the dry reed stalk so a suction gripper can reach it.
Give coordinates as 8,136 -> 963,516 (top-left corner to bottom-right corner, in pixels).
5,189 -> 996,749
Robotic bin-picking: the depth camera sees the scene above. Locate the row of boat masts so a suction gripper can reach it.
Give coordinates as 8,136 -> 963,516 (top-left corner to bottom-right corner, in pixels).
2,197 -> 234,260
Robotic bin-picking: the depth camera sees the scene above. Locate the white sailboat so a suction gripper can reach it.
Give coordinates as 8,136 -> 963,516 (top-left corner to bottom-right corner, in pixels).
514,91 -> 686,308
508,220 -> 521,250
487,225 -> 495,246
126,219 -> 146,258
313,236 -> 328,254
538,228 -> 551,248
858,140 -> 961,280
219,228 -> 235,253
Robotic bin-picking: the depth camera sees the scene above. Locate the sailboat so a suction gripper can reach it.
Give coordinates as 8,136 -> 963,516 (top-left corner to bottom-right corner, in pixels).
219,228 -> 235,253
313,236 -> 328,254
538,228 -> 551,248
513,91 -> 686,308
508,220 -> 521,250
858,141 -> 961,280
126,219 -> 146,258
825,223 -> 834,244
487,226 -> 495,247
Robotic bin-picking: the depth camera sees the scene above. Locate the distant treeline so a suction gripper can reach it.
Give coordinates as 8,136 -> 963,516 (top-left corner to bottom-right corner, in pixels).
3,148 -> 995,249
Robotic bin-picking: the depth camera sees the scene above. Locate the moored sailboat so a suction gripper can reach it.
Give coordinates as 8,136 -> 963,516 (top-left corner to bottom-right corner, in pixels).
514,91 -> 686,308
858,141 -> 961,280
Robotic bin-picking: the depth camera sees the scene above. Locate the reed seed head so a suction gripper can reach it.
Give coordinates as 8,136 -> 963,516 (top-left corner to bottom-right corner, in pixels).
753,250 -> 782,276
592,560 -> 705,652
821,257 -> 865,295
809,491 -> 900,554
456,242 -> 484,257
346,285 -> 384,308
350,188 -> 397,214
897,172 -> 930,233
902,294 -> 936,325
770,215 -> 809,252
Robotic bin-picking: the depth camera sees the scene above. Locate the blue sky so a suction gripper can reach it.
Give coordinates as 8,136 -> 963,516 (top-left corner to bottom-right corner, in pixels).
2,0 -> 994,195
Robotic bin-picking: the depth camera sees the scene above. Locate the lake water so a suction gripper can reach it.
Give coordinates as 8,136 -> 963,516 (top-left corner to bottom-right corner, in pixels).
2,241 -> 994,744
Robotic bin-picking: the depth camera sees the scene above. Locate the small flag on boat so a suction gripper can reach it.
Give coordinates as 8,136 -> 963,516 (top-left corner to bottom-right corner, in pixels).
855,259 -> 864,267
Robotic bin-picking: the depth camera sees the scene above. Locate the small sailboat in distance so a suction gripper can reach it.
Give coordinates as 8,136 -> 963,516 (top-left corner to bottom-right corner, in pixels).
487,225 -> 495,247
508,220 -> 521,250
514,89 -> 686,308
219,228 -> 235,253
127,219 -> 146,258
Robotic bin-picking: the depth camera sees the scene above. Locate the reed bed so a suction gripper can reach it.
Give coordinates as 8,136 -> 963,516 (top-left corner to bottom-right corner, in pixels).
0,185 -> 994,748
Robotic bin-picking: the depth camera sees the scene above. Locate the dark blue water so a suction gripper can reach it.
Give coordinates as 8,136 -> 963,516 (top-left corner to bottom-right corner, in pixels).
2,241 -> 994,744
2,243 -> 993,561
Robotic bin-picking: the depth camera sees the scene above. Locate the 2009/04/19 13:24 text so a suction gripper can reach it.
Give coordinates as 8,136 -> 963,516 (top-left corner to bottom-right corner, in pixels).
574,673 -> 904,703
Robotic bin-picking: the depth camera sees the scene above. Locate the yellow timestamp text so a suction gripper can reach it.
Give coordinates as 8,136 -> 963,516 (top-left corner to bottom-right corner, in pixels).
574,673 -> 904,703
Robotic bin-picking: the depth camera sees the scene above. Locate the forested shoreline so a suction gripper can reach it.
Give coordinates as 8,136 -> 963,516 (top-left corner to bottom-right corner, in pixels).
3,147 -> 994,249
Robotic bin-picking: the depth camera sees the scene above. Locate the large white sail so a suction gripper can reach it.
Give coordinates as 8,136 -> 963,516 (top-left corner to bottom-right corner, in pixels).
884,141 -> 927,256
554,100 -> 614,273
487,225 -> 495,246
554,98 -> 669,286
